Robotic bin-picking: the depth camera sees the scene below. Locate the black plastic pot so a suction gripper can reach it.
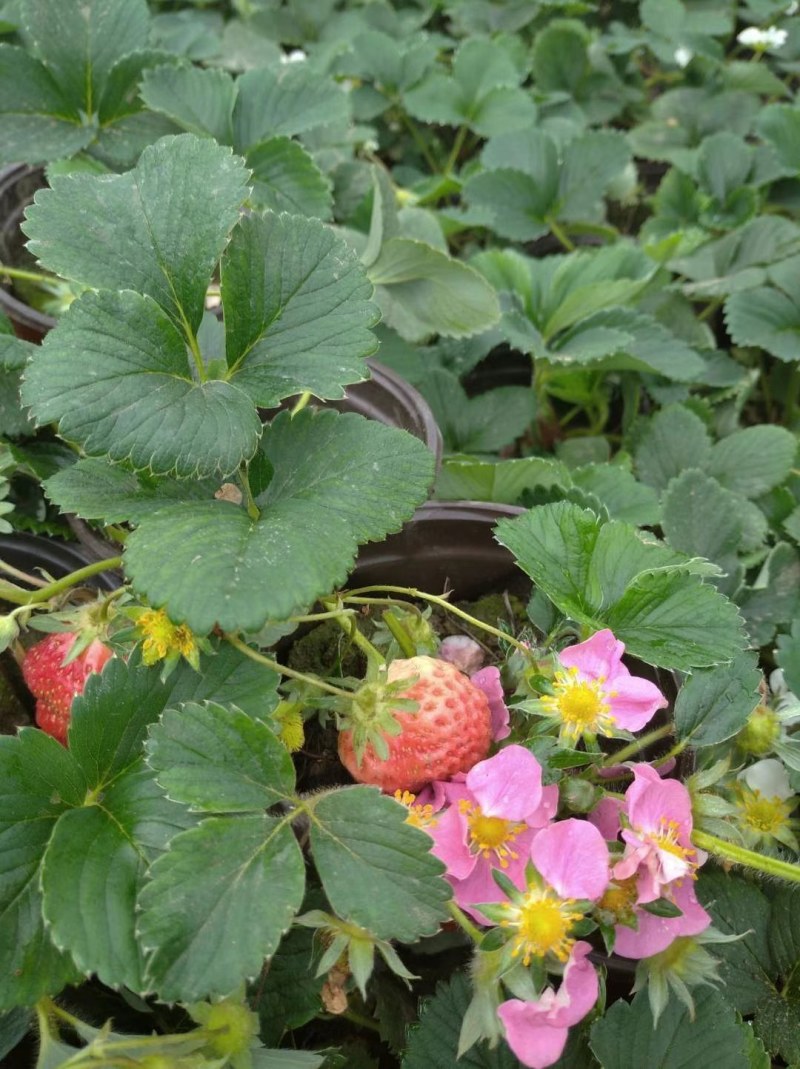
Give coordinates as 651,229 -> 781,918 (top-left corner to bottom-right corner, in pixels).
0,532 -> 121,592
0,164 -> 53,343
349,500 -> 527,598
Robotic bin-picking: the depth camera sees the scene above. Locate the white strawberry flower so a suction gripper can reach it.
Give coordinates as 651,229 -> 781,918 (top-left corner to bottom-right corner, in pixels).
737,25 -> 788,49
673,46 -> 693,67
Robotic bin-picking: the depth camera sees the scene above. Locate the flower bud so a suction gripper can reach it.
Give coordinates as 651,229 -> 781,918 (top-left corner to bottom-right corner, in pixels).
737,704 -> 780,755
438,634 -> 484,675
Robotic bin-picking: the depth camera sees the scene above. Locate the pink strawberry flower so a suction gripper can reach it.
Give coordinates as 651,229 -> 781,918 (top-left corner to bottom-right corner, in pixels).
497,819 -> 610,965
426,745 -> 557,921
498,942 -> 599,1069
614,763 -> 706,903
471,665 -> 511,740
597,763 -> 712,958
537,630 -> 667,744
613,878 -> 711,959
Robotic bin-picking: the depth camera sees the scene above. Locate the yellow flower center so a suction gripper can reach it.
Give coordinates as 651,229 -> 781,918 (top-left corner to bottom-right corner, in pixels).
459,800 -> 527,868
394,790 -> 438,830
138,608 -> 198,666
500,887 -> 584,964
738,789 -> 792,834
646,818 -> 698,883
273,705 -> 305,753
598,875 -> 639,921
541,667 -> 617,742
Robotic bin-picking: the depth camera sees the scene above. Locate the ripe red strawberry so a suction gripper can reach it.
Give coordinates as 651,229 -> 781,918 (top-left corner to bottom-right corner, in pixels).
22,632 -> 113,745
337,655 -> 493,794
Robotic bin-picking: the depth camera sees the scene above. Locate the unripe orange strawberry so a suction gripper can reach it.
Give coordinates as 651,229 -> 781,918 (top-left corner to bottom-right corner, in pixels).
22,632 -> 112,745
337,655 -> 493,793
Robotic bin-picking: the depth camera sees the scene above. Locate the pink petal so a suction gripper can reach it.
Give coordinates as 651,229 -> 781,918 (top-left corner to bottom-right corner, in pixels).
531,819 -> 610,901
559,629 -> 624,681
613,881 -> 712,959
607,675 -> 668,732
625,771 -> 694,839
427,805 -> 477,881
450,827 -> 538,923
466,745 -> 544,821
498,1002 -> 570,1069
438,635 -> 484,674
497,943 -> 599,1069
589,797 -> 623,841
471,666 -> 511,740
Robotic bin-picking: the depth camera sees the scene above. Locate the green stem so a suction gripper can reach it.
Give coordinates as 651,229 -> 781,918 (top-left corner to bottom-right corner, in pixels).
341,586 -> 532,654
381,609 -> 417,658
447,900 -> 484,943
693,829 -> 800,883
237,464 -> 260,522
289,608 -> 358,624
444,125 -> 468,175
224,633 -> 355,698
0,559 -> 49,588
599,723 -> 674,768
0,556 -> 124,606
546,217 -> 575,252
395,108 -> 442,173
0,262 -> 62,284
319,596 -> 386,671
291,390 -> 312,416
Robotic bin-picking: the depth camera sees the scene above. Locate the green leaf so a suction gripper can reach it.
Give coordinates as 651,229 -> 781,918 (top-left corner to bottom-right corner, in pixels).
139,812 -> 305,1002
673,652 -> 761,745
634,405 -> 713,494
462,167 -> 552,242
403,972 -> 520,1069
41,767 -> 182,993
417,369 -> 531,454
725,286 -> 800,362
123,410 -> 435,632
0,333 -> 36,436
776,619 -> 800,698
43,458 -> 223,524
766,885 -> 800,979
662,469 -> 744,567
232,63 -> 349,148
590,987 -> 752,1068
24,133 -> 251,333
247,137 -> 332,219
223,212 -> 378,404
531,20 -> 588,95
21,0 -> 149,112
146,702 -> 295,813
0,1008 -> 31,1061
0,731 -> 86,1009
404,37 -> 532,135
165,640 -> 281,720
495,502 -> 746,669
139,63 -> 236,143
672,216 -> 800,300
309,787 -> 450,942
571,464 -> 660,526
21,290 -> 262,478
0,44 -> 89,165
258,926 -> 325,1045
558,131 -> 632,221
68,656 -> 178,785
367,238 -> 500,342
696,870 -> 775,1014
707,426 -> 797,499
436,455 -> 569,505
756,103 -> 800,171
737,542 -> 800,648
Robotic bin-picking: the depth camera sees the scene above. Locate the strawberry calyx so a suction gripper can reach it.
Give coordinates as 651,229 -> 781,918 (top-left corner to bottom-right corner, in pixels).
337,672 -> 420,764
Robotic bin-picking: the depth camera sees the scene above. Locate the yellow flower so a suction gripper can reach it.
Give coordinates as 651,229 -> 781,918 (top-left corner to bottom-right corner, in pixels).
138,608 -> 199,668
